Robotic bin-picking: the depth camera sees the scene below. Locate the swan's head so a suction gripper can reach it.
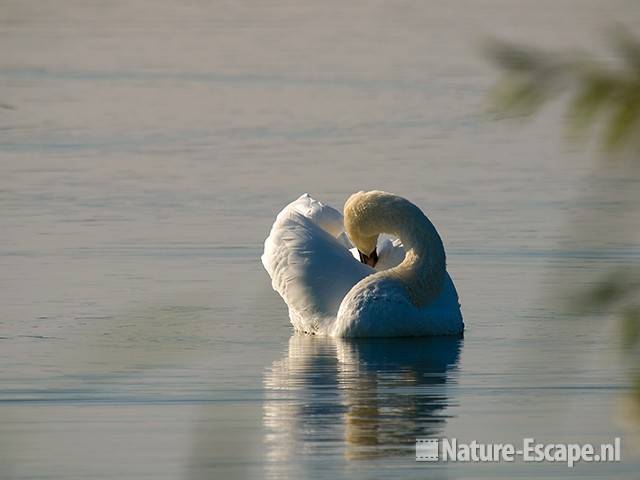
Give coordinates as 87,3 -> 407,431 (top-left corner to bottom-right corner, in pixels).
343,191 -> 383,267
344,190 -> 449,307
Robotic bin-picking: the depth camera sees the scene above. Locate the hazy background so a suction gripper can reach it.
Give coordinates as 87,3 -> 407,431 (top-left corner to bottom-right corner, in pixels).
2,1 -> 640,479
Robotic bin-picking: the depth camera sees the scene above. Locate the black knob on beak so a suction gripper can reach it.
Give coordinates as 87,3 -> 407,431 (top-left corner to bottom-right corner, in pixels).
358,249 -> 378,268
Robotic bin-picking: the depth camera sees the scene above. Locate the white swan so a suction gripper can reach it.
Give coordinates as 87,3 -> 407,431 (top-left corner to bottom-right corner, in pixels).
261,191 -> 463,337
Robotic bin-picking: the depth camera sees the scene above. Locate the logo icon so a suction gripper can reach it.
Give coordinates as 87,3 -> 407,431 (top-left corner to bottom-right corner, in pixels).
416,439 -> 439,461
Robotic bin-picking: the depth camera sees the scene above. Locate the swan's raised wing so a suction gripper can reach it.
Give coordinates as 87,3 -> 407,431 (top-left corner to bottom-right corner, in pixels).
262,194 -> 373,334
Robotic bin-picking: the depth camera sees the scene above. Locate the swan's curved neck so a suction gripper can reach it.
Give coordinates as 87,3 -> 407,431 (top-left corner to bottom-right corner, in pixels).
345,191 -> 446,306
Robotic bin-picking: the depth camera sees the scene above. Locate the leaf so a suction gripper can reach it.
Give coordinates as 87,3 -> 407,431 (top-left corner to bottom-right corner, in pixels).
567,76 -> 615,134
604,90 -> 640,150
576,268 -> 640,310
488,33 -> 640,152
621,306 -> 640,350
490,77 -> 546,116
486,41 -> 547,73
611,27 -> 640,74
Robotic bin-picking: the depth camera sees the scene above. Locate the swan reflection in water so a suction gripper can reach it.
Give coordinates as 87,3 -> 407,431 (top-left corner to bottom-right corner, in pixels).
263,335 -> 462,465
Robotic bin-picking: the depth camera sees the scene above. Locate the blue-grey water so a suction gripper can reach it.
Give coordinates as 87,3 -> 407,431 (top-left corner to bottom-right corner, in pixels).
2,1 -> 640,479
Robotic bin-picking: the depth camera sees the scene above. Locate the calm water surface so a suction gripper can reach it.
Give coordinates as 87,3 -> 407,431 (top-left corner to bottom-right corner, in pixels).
2,1 -> 640,479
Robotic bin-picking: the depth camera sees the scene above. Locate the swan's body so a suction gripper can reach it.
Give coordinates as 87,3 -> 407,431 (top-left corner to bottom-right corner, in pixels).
261,191 -> 463,337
